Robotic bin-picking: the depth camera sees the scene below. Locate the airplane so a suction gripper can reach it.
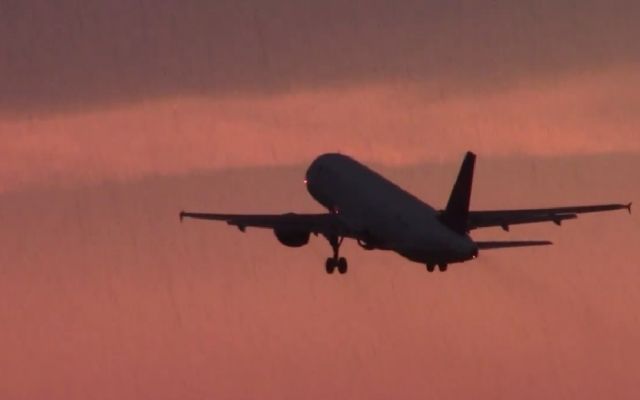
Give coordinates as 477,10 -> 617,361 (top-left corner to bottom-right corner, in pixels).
179,152 -> 631,274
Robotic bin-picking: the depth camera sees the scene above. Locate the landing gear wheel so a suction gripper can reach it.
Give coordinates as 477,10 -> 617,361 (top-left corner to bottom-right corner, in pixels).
426,264 -> 435,272
323,234 -> 346,275
325,258 -> 336,274
438,264 -> 448,272
337,257 -> 348,274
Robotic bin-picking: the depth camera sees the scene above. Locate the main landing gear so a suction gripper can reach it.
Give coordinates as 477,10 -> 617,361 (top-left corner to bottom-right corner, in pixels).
325,257 -> 348,274
325,235 -> 348,274
426,263 -> 448,272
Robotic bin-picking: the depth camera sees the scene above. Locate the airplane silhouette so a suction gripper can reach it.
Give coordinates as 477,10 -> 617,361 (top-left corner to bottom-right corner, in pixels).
180,152 -> 631,274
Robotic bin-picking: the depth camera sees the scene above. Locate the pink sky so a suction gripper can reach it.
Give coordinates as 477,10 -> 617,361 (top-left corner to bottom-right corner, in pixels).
1,66 -> 639,193
0,156 -> 637,399
1,1 -> 639,398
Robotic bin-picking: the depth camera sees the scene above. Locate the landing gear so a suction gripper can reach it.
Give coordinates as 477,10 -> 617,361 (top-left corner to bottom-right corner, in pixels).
325,256 -> 348,274
325,257 -> 336,274
426,263 -> 448,272
337,257 -> 348,274
324,235 -> 348,274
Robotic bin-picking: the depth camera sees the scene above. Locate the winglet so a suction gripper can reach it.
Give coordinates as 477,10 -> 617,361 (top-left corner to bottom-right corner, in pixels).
628,202 -> 632,214
179,211 -> 185,222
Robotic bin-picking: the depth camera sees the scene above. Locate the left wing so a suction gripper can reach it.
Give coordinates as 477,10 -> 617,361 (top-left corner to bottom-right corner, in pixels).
468,203 -> 631,231
179,211 -> 354,237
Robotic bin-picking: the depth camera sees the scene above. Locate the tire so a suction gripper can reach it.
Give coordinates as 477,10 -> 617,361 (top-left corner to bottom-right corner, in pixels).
325,258 -> 335,274
337,257 -> 348,274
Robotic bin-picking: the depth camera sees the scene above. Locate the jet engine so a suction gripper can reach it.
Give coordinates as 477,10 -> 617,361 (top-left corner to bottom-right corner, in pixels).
356,230 -> 379,250
274,228 -> 310,247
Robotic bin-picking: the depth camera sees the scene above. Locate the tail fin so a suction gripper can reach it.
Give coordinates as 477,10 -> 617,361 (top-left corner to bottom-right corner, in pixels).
441,151 -> 476,233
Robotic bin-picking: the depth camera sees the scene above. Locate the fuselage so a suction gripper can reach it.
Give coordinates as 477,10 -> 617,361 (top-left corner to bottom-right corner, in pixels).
305,153 -> 478,265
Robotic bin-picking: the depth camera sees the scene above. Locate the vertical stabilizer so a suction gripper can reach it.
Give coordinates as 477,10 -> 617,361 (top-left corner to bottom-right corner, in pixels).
442,151 -> 476,233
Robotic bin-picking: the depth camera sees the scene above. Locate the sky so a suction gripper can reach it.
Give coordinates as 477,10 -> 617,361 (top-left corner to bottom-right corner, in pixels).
0,1 -> 639,399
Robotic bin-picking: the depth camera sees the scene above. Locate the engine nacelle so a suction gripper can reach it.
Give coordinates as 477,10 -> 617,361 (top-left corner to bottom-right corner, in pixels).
274,228 -> 310,247
357,230 -> 380,250
357,239 -> 376,250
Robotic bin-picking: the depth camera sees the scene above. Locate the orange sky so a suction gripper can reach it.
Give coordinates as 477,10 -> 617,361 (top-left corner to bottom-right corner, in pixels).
1,1 -> 639,399
0,156 -> 637,399
1,66 -> 639,193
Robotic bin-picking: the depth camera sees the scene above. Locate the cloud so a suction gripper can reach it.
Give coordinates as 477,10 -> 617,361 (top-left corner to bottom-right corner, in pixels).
1,0 -> 639,114
0,66 -> 639,193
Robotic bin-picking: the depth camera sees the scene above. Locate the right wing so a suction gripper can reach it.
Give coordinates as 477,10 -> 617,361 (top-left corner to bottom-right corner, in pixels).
468,203 -> 631,231
179,211 -> 354,237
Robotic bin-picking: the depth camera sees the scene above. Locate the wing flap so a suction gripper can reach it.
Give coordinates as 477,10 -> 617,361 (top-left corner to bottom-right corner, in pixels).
179,211 -> 349,236
468,203 -> 630,230
472,213 -> 577,230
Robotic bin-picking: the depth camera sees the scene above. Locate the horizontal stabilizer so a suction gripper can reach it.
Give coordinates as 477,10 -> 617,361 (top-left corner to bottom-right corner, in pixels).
475,240 -> 553,250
